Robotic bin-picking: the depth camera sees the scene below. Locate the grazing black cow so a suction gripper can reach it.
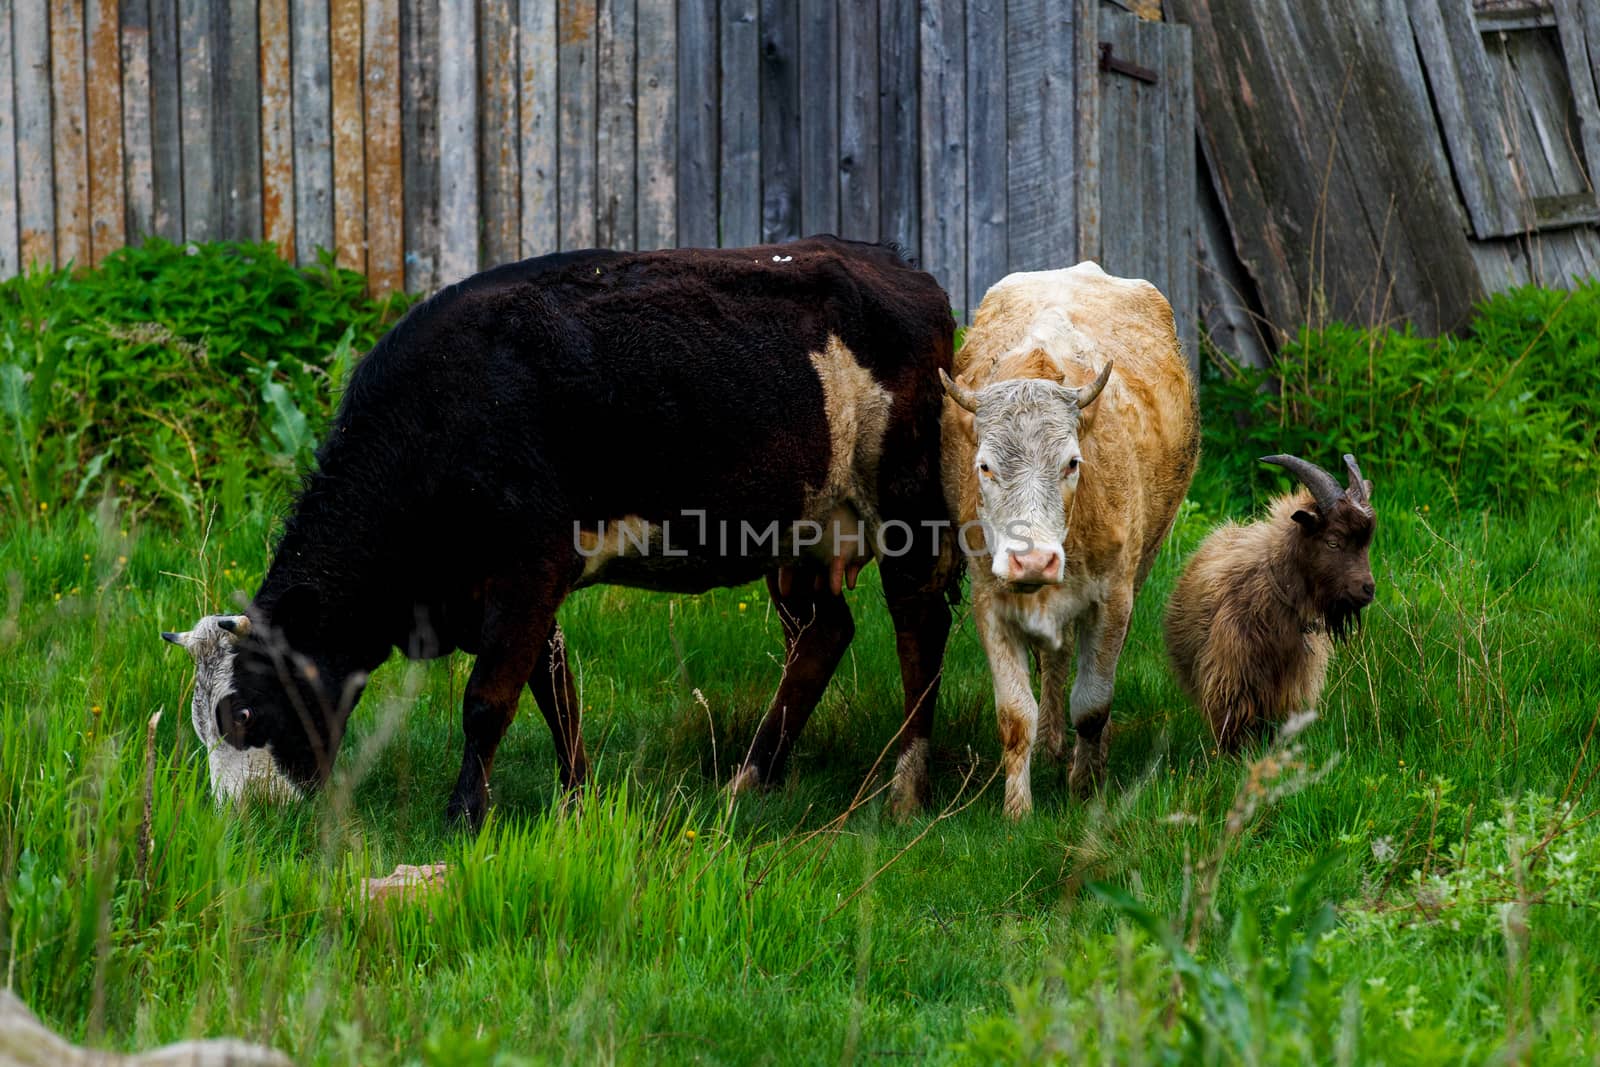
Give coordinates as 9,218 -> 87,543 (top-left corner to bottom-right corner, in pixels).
174,238 -> 958,825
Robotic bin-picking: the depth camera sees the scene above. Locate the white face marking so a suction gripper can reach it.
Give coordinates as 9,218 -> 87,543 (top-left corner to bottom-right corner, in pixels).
165,615 -> 301,806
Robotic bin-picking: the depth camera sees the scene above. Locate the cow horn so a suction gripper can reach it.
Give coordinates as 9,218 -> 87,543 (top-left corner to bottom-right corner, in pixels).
1260,454 -> 1344,515
217,614 -> 251,637
1070,361 -> 1114,408
1343,453 -> 1372,505
940,369 -> 980,413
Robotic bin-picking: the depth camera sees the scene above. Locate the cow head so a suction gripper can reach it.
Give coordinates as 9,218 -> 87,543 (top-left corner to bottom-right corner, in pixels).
942,360 -> 1113,589
162,589 -> 368,804
161,614 -> 302,804
1261,452 -> 1378,640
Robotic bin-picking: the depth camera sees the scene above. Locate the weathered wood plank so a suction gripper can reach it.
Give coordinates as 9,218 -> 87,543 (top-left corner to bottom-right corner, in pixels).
798,0 -> 836,237
0,0 -> 19,275
559,0 -> 598,249
292,0 -> 333,262
478,0 -> 519,264
15,0 -> 54,266
635,0 -> 675,249
1096,6 -> 1140,281
330,0 -> 365,271
216,0 -> 262,241
1137,17 -> 1168,295
1073,0 -> 1098,261
364,0 -> 403,294
676,0 -> 717,247
517,0 -> 556,258
1007,0 -> 1076,274
120,0 -> 156,241
920,0 -> 966,317
260,0 -> 295,259
51,0 -> 91,264
1551,0 -> 1600,205
878,0 -> 918,256
759,0 -> 800,243
598,0 -> 638,248
719,0 -> 759,246
87,0 -> 127,263
437,0 -> 478,280
1196,159 -> 1270,368
147,0 -> 182,240
966,0 -> 1006,306
838,0 -> 878,243
402,0 -> 441,288
1165,22 -> 1198,366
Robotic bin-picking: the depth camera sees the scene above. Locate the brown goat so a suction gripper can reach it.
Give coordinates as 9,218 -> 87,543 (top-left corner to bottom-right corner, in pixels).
1163,453 -> 1376,749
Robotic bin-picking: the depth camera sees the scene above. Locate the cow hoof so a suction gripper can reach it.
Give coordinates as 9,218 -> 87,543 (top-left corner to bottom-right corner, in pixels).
887,740 -> 930,820
1002,786 -> 1033,820
445,789 -> 487,830
1068,734 -> 1110,799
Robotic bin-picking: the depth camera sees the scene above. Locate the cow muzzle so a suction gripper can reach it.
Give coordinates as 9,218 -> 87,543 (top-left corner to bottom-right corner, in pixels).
995,545 -> 1063,587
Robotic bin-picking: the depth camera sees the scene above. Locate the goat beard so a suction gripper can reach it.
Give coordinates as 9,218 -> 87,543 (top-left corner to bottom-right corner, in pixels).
1323,599 -> 1367,643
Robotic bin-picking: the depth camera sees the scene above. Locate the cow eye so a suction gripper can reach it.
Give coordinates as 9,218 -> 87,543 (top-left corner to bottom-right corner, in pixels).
1325,538 -> 1341,550
978,462 -> 994,478
1062,457 -> 1081,479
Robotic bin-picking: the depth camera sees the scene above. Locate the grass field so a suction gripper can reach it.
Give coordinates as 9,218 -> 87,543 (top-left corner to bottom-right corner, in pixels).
5,467 -> 1598,1064
4,249 -> 1600,1063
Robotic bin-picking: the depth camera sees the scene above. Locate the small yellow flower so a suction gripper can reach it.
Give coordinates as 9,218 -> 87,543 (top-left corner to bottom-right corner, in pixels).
738,602 -> 748,612
38,501 -> 47,512
82,553 -> 90,562
90,705 -> 102,715
53,592 -> 61,602
116,555 -> 127,565
1398,758 -> 1406,767
684,829 -> 697,842
85,730 -> 93,740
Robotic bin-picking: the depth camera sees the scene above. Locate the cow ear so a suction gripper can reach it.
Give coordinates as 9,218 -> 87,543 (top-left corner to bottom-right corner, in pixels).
1290,509 -> 1324,534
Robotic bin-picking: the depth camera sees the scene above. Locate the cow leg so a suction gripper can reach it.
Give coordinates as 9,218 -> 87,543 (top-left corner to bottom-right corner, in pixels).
526,622 -> 588,791
974,599 -> 1040,819
1068,590 -> 1133,798
1038,642 -> 1073,762
448,575 -> 572,828
731,565 -> 854,793
882,569 -> 952,818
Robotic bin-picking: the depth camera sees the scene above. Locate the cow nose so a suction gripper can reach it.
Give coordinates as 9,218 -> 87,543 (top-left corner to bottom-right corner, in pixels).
1007,548 -> 1061,583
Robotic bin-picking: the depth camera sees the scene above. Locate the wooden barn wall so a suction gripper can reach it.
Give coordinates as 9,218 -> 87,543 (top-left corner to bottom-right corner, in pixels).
1169,0 -> 1600,349
0,0 -> 1199,338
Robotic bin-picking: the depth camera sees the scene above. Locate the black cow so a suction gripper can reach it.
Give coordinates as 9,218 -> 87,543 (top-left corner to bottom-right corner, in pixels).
174,238 -> 958,825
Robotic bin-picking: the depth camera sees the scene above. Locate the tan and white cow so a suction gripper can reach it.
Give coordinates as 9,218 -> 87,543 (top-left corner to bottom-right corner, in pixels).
941,263 -> 1198,817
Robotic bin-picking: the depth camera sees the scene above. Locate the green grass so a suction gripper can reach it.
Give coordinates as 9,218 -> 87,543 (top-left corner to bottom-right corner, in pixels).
4,467 -> 1598,1064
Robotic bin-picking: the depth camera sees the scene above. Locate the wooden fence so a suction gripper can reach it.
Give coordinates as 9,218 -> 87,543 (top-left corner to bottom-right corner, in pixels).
0,0 -> 1195,337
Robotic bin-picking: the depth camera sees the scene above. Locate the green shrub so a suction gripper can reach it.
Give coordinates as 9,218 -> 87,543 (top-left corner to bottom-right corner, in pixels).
0,239 -> 409,526
1200,282 -> 1600,511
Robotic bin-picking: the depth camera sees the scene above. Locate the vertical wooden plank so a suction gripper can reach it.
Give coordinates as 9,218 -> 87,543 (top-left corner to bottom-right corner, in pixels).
518,0 -> 556,257
478,0 -> 520,264
719,0 -> 759,247
919,0 -> 965,318
597,0 -> 637,248
1073,0 -> 1097,261
364,0 -> 402,293
438,0 -> 478,279
216,0 -> 262,241
1137,19 -> 1167,294
0,0 -> 19,275
52,0 -> 90,264
966,0 -> 1005,308
1007,0 -> 1075,273
1165,23 -> 1196,367
1096,7 -> 1137,279
86,0 -> 126,263
147,0 -> 181,240
676,0 -> 717,247
260,0 -> 295,258
292,0 -> 332,262
759,0 -> 800,243
120,0 -> 155,242
878,0 -> 918,256
402,0 -> 441,288
559,0 -> 598,249
1552,0 -> 1600,194
180,0 -> 218,241
479,0 -> 518,263
838,0 -> 878,243
798,0 -> 836,237
15,0 -> 54,267
329,0 -> 364,270
635,0 -> 675,249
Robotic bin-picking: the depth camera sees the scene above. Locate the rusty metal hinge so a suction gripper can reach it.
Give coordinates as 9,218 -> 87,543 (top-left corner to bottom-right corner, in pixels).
1098,42 -> 1158,84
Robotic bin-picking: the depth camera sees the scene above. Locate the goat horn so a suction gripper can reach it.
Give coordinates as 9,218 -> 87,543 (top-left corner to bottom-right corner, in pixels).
1260,454 -> 1343,515
1342,453 -> 1371,504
